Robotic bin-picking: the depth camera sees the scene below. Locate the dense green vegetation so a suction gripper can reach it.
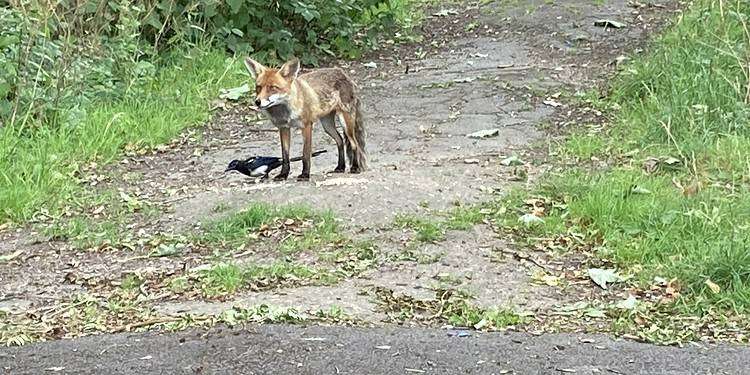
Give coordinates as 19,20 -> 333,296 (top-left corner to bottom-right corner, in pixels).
529,0 -> 750,312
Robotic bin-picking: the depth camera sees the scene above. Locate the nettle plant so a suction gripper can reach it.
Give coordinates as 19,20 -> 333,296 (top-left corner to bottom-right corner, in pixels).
0,2 -> 154,129
0,0 -> 409,128
138,0 -> 406,64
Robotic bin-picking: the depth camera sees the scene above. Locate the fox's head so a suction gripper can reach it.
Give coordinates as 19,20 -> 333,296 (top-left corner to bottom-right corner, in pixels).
244,57 -> 301,110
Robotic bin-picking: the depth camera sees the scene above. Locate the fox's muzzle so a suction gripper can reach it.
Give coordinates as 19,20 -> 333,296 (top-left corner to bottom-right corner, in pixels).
256,94 -> 286,110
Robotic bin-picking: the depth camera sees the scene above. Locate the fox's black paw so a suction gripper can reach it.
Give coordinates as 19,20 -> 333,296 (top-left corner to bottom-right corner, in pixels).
297,173 -> 310,181
349,167 -> 361,174
332,167 -> 346,173
274,173 -> 288,181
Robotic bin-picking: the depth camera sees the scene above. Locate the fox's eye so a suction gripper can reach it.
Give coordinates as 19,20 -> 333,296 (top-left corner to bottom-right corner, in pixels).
269,85 -> 280,91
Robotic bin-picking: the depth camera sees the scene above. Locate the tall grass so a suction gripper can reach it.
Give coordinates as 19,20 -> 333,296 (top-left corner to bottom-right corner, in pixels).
543,0 -> 750,312
0,50 -> 247,222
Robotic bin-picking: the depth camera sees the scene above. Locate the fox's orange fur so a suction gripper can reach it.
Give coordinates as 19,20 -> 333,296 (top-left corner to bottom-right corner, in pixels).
245,57 -> 367,181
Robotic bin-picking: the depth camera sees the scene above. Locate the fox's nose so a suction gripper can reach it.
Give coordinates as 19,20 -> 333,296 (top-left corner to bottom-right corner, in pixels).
254,99 -> 261,107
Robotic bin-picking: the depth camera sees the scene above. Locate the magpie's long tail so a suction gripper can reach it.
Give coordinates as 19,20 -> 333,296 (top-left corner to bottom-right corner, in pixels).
289,149 -> 327,162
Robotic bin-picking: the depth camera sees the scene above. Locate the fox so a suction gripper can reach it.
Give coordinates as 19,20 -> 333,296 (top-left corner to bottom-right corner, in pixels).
244,56 -> 367,181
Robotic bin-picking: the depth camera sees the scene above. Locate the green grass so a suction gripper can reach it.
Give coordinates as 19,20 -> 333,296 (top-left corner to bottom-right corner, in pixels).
394,206 -> 486,243
198,261 -> 332,296
198,203 -> 319,247
527,0 -> 750,313
280,211 -> 343,253
444,206 -> 485,230
394,213 -> 445,242
448,305 -> 528,329
0,49 -> 247,223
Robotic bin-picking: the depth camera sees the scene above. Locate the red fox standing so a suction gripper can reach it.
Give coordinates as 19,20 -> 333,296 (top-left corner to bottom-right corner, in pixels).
244,57 -> 367,181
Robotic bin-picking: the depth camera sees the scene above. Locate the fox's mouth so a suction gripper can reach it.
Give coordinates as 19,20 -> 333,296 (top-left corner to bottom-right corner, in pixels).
259,101 -> 281,110
258,93 -> 286,110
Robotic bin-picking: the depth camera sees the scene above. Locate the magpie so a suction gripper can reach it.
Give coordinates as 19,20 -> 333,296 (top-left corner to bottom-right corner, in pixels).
225,150 -> 327,179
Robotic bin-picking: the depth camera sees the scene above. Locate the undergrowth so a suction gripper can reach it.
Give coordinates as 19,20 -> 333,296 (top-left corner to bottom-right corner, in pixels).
510,0 -> 750,321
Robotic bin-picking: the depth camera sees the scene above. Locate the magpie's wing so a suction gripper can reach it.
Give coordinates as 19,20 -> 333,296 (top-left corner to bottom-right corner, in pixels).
248,156 -> 282,171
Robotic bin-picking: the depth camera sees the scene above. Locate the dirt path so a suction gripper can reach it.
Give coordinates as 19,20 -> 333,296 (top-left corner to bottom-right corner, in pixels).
1,0 -> 681,345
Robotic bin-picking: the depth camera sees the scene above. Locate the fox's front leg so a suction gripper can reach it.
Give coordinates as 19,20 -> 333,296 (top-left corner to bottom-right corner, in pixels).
298,122 -> 313,181
275,128 -> 291,181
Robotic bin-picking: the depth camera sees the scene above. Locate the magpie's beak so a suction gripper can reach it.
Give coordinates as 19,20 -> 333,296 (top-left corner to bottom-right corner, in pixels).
224,167 -> 232,173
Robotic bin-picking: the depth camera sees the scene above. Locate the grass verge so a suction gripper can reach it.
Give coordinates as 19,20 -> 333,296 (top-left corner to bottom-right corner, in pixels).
496,0 -> 750,342
0,49 -> 247,223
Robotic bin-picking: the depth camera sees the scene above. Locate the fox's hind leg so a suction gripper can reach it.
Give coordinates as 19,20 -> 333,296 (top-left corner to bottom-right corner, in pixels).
337,110 -> 361,173
320,113 -> 346,173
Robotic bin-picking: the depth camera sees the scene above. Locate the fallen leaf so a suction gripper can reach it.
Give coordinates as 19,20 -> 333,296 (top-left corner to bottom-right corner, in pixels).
584,307 -> 607,318
315,178 -> 369,187
594,19 -> 627,28
630,185 -> 651,195
519,213 -> 544,226
615,295 -> 638,310
663,156 -> 681,165
0,250 -> 23,263
643,157 -> 659,174
464,158 -> 480,164
375,345 -> 391,350
588,268 -> 621,289
218,85 -> 250,101
301,337 -> 327,341
433,8 -> 458,17
148,244 -> 183,258
474,318 -> 489,330
466,129 -> 500,139
557,302 -> 589,312
614,55 -> 630,66
44,367 -> 65,372
691,104 -> 708,114
363,61 -> 377,69
452,77 -> 476,83
705,279 -> 721,294
500,156 -> 523,166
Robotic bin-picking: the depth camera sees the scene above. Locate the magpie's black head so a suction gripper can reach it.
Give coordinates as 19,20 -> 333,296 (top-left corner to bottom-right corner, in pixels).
225,160 -> 241,172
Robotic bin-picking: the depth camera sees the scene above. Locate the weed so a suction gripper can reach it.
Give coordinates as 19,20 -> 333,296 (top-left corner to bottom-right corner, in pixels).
394,213 -> 445,242
445,205 -> 485,230
280,211 -> 343,254
200,263 -> 245,296
120,274 -> 144,292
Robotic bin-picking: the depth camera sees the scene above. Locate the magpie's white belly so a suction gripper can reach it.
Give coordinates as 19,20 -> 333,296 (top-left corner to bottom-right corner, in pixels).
250,165 -> 268,176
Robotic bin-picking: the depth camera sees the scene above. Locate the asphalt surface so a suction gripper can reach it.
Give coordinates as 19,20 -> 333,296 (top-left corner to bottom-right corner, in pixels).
1,325 -> 748,375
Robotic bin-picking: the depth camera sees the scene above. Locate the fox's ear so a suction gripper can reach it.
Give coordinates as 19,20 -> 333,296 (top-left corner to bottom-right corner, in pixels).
244,57 -> 265,79
279,58 -> 301,81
